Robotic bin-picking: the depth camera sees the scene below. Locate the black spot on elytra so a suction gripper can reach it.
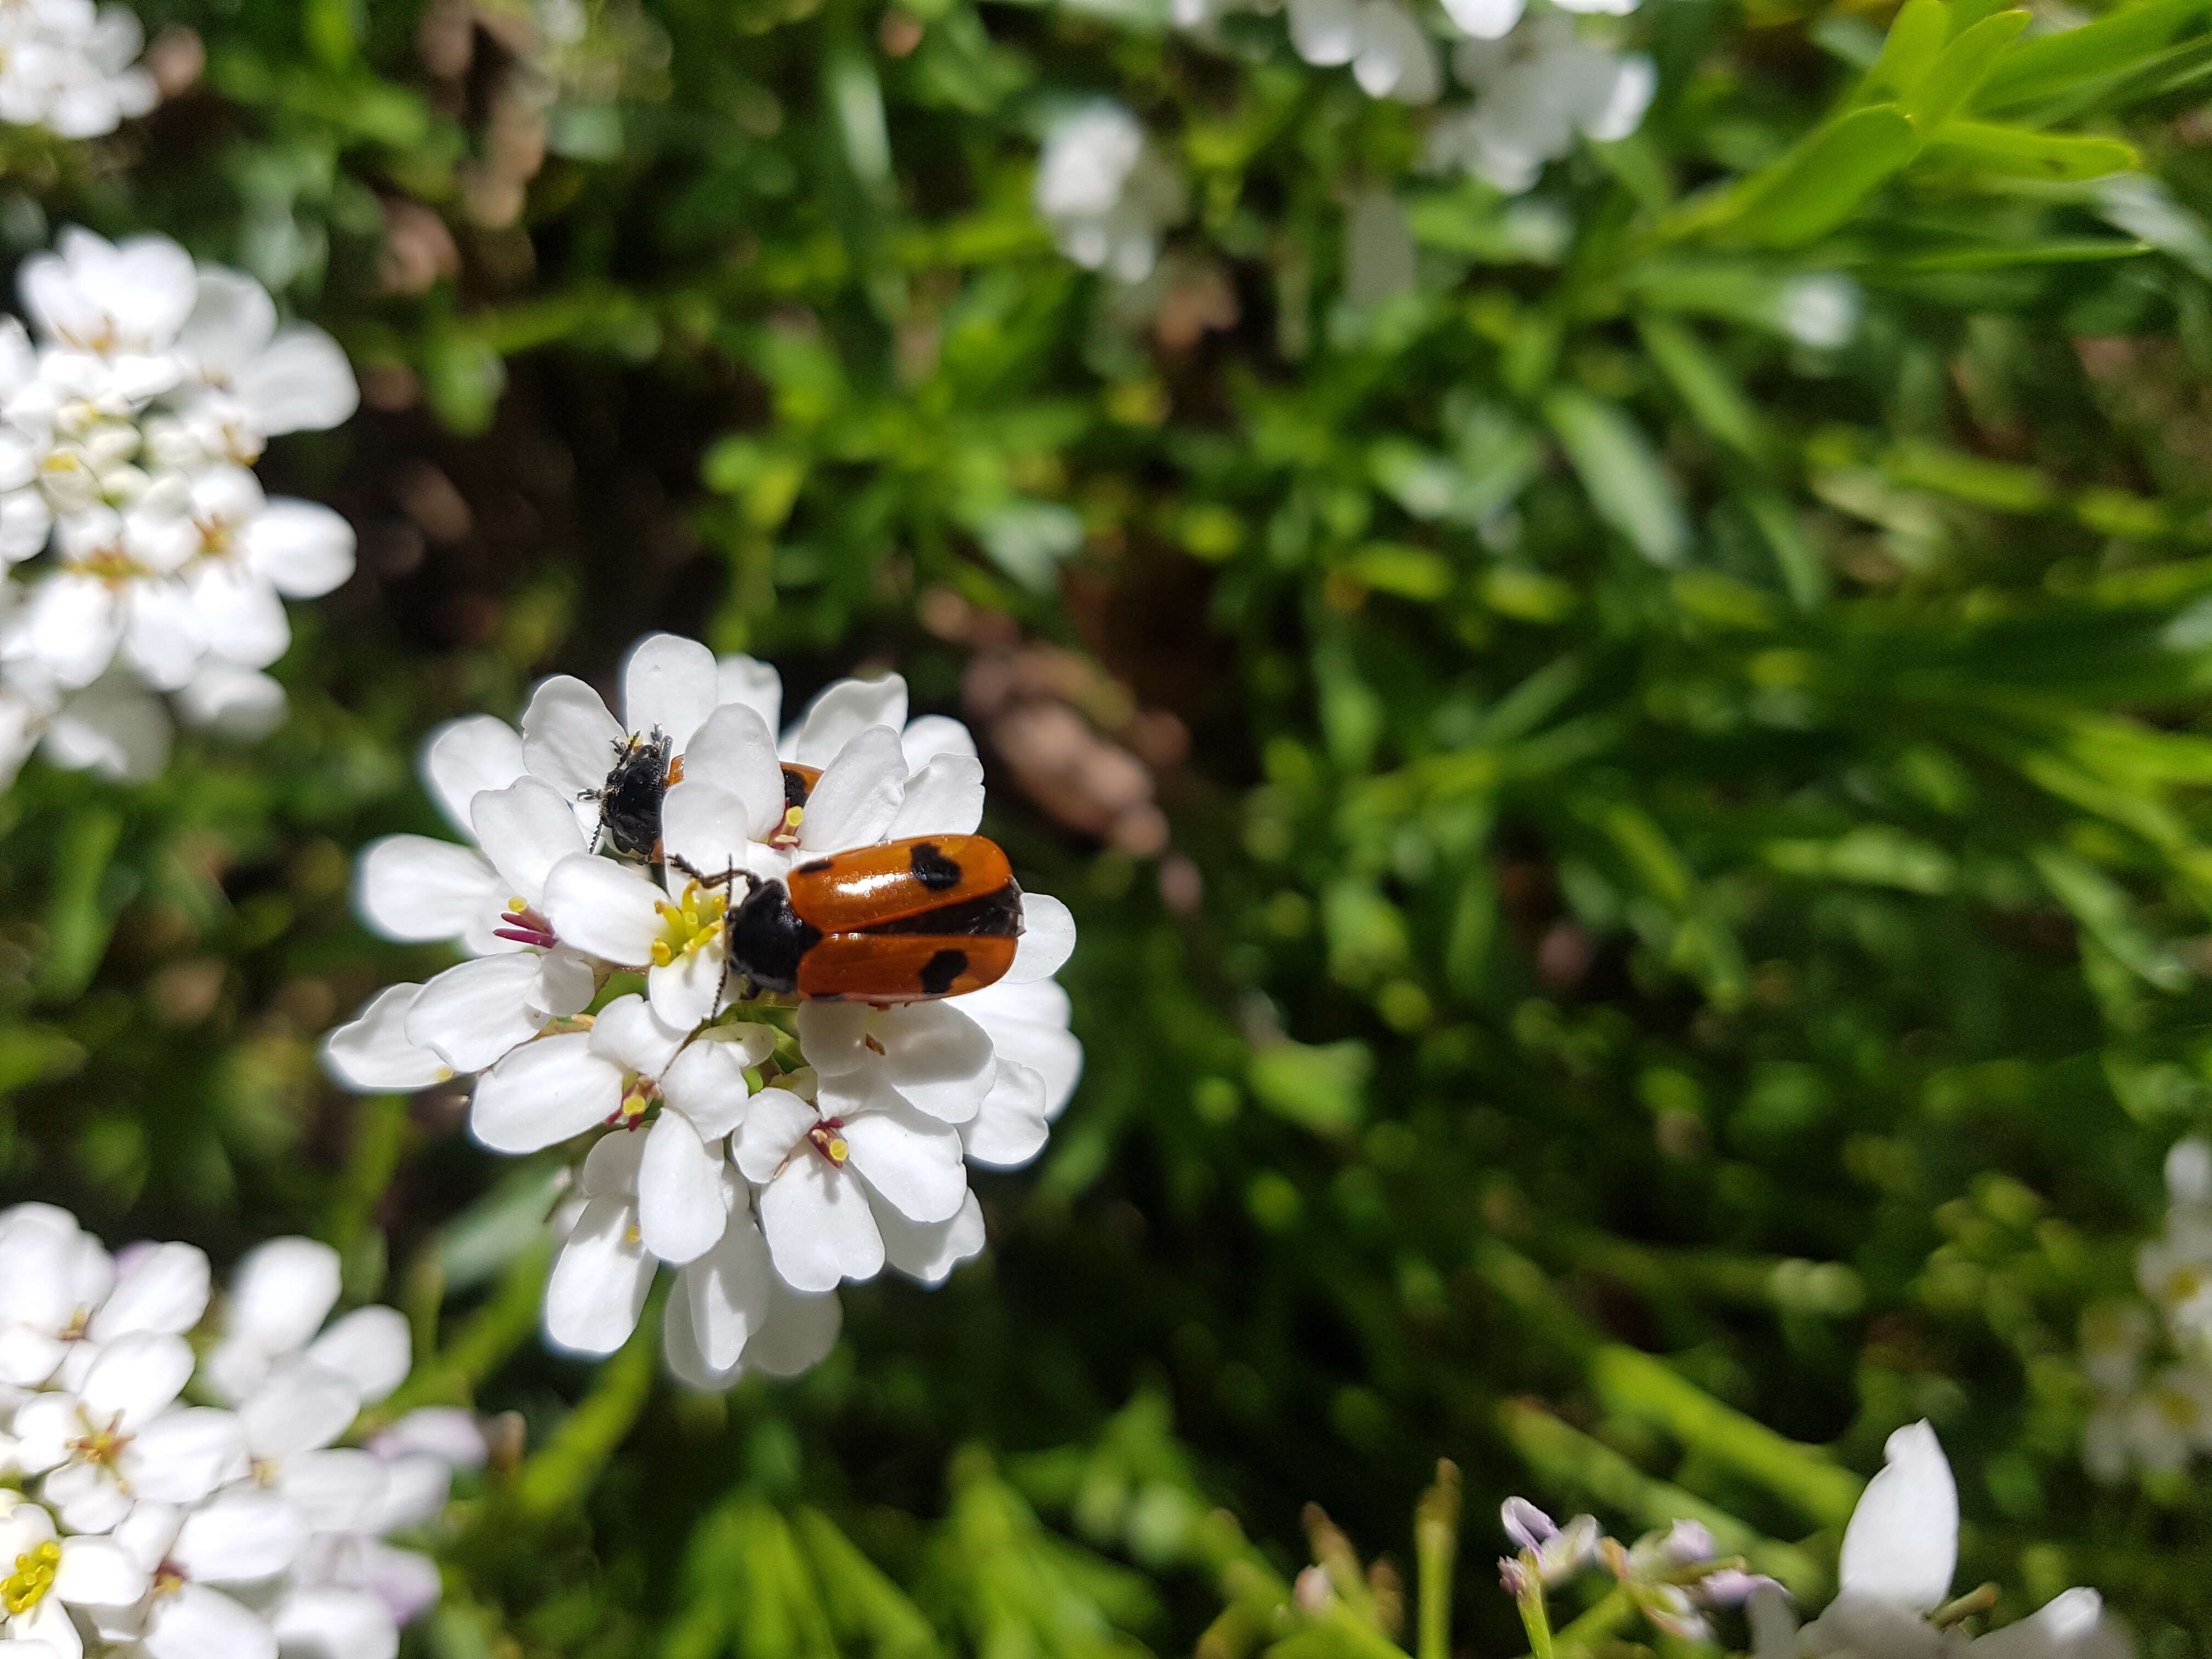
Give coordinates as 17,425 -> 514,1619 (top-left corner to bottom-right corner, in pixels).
909,842 -> 962,891
795,857 -> 834,875
918,949 -> 968,995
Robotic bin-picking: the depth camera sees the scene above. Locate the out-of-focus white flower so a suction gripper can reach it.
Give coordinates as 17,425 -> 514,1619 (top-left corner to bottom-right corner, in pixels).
1780,274 -> 1863,350
1035,101 -> 1188,283
202,1237 -> 409,1409
1286,0 -> 1442,101
0,1 -> 157,138
1427,9 -> 1653,193
0,227 -> 358,786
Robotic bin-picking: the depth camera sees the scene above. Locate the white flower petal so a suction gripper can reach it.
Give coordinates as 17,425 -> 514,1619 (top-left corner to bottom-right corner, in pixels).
675,702 -> 783,840
44,674 -> 171,780
243,500 -> 355,598
960,1059 -> 1050,1169
89,1242 -> 209,1342
1838,1420 -> 1957,1611
520,675 -> 624,804
620,633 -> 720,754
758,1160 -> 882,1293
661,781 -> 763,882
541,854 -> 664,967
587,993 -> 690,1079
242,1361 -> 360,1457
52,1535 -> 146,1606
647,939 -> 727,1030
423,716 -> 526,838
544,1197 -> 653,1356
874,1189 -> 985,1286
81,1330 -> 192,1425
469,1035 -> 624,1154
886,754 -> 985,839
843,1105 -> 967,1225
1008,893 -> 1076,983
234,326 -> 360,437
744,1282 -> 843,1378
305,1306 -> 410,1404
272,1588 -> 396,1659
321,986 -> 450,1093
899,714 -> 976,775
145,1583 -> 277,1659
404,955 -> 549,1074
798,726 -> 905,854
715,654 -> 783,732
171,1489 -> 298,1584
225,1237 -> 341,1361
789,674 -> 908,767
637,1110 -> 730,1266
731,1087 -> 815,1184
674,1211 -> 772,1376
276,1447 -> 388,1532
658,1036 -> 755,1140
354,837 -> 501,948
470,777 -> 586,911
120,1408 -> 244,1504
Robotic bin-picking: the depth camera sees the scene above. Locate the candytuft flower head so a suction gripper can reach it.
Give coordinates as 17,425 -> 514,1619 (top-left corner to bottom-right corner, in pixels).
0,226 -> 358,788
324,635 -> 1082,1391
0,1209 -> 464,1659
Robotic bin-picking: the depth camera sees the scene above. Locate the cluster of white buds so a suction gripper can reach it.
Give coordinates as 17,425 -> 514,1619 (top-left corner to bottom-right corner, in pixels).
1503,1425 -> 2128,1658
0,1207 -> 478,1659
0,0 -> 156,138
0,228 -> 359,787
322,633 -> 1081,1390
2081,1136 -> 2212,1480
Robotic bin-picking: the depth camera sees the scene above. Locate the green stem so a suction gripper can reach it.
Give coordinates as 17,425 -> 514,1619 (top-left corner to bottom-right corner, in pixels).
510,1289 -> 661,1521
1414,1463 -> 1460,1659
1550,1587 -> 1635,1659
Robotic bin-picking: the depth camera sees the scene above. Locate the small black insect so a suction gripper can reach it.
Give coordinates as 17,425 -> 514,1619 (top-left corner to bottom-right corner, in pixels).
586,728 -> 675,860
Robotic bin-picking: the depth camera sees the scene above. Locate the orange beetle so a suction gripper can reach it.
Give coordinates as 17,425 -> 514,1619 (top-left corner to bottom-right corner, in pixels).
721,833 -> 1024,1003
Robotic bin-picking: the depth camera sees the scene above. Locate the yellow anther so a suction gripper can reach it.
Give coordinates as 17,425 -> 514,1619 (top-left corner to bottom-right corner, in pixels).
508,896 -> 528,913
783,806 -> 804,829
2,1542 -> 58,1615
624,1224 -> 642,1246
826,1136 -> 848,1161
651,941 -> 673,967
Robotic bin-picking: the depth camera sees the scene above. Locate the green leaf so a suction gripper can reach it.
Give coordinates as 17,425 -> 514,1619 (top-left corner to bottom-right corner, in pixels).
1247,1039 -> 1370,1136
1858,0 -> 1951,104
1637,316 -> 1763,457
1906,9 -> 2030,128
1544,389 -> 1690,566
1922,120 -> 2138,179
1975,0 -> 2212,110
1713,105 -> 1922,247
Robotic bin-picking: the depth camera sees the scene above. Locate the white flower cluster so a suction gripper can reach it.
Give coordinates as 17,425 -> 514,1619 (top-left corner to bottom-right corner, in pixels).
0,1209 -> 478,1659
0,0 -> 156,138
0,227 -> 360,788
2081,1136 -> 2212,1480
1424,0 -> 1653,193
1505,1424 -> 2128,1657
1035,102 -> 1188,285
321,634 -> 1081,1391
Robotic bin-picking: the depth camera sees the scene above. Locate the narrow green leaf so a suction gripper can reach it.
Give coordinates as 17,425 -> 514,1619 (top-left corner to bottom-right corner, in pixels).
1924,120 -> 2138,179
1544,389 -> 1690,565
1906,9 -> 2030,127
1637,315 -> 1763,456
38,806 -> 122,1005
1976,0 -> 2212,109
1722,105 -> 1922,247
1858,0 -> 1951,104
1743,488 -> 1830,610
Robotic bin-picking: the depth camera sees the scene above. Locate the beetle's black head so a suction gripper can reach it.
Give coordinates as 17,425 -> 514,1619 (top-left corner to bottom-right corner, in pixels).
724,878 -> 821,996
594,729 -> 673,859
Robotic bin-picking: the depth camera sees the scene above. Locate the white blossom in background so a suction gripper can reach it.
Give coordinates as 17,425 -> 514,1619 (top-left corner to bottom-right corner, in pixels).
323,633 -> 1082,1393
1035,101 -> 1188,284
2079,1135 -> 2212,1480
1748,1423 -> 2131,1658
0,0 -> 158,138
0,226 -> 359,790
1286,0 -> 1441,102
0,1211 -> 473,1659
1426,3 -> 1652,194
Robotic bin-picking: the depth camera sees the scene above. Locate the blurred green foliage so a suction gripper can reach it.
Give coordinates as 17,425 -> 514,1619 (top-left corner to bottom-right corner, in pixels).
7,0 -> 2212,1650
